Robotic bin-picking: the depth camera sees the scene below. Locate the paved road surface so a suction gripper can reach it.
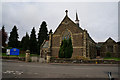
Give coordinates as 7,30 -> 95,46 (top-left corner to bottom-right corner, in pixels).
2,59 -> 118,78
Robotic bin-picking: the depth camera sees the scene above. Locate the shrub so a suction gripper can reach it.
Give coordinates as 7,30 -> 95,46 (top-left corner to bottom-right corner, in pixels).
59,40 -> 65,58
73,56 -> 89,60
59,38 -> 73,58
105,52 -> 111,58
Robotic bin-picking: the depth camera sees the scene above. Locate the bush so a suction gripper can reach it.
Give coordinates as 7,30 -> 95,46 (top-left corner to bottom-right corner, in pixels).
73,56 -> 89,60
2,48 -> 6,53
59,38 -> 73,58
105,52 -> 111,58
59,40 -> 65,58
65,38 -> 73,58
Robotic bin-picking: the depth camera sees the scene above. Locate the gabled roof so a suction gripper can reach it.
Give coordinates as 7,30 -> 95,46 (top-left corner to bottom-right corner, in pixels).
103,37 -> 116,44
40,40 -> 49,48
43,41 -> 49,48
117,41 -> 120,45
54,11 -> 83,34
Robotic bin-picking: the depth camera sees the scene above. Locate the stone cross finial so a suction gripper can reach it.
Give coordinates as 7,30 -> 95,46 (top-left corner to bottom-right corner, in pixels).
65,10 -> 68,16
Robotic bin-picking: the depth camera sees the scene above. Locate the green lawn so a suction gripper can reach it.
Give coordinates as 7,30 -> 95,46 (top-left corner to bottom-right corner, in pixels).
104,57 -> 120,61
30,54 -> 39,57
2,53 -> 39,57
2,53 -> 25,57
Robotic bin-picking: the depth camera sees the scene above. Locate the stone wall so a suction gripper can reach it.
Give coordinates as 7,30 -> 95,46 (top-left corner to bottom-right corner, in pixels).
72,34 -> 83,47
50,58 -> 120,64
72,48 -> 83,58
31,56 -> 38,62
52,35 -> 60,47
51,48 -> 59,57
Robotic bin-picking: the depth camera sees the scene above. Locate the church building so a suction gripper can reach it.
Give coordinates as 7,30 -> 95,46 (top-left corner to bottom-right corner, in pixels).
40,10 -> 97,59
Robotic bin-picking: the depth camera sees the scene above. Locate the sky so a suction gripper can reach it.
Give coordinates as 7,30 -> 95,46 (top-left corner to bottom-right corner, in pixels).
1,1 -> 119,42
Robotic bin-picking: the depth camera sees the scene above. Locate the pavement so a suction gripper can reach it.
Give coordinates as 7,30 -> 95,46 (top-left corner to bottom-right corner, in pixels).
1,59 -> 119,79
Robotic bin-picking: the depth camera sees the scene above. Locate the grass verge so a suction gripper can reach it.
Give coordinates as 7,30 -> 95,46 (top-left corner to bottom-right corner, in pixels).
2,53 -> 39,57
104,57 -> 120,61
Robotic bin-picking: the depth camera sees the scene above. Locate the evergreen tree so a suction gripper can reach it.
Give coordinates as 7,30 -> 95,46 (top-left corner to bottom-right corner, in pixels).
59,38 -> 73,58
63,39 -> 68,58
59,41 -> 65,58
38,21 -> 48,53
8,25 -> 19,48
59,39 -> 67,58
30,27 -> 38,54
20,36 -> 26,49
67,38 -> 73,58
1,25 -> 7,47
38,21 -> 48,46
21,32 -> 30,51
24,33 -> 30,50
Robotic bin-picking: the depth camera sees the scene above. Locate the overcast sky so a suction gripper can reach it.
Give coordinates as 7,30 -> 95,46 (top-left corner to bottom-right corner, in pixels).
1,2 -> 118,42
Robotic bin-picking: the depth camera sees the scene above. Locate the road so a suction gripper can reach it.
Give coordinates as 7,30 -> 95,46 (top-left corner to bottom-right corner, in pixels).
2,59 -> 119,78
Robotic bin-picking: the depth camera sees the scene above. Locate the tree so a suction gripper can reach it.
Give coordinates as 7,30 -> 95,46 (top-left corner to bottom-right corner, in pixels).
59,38 -> 73,58
63,39 -> 68,58
8,25 -> 19,48
38,21 -> 48,53
1,26 -> 7,47
20,36 -> 26,49
38,21 -> 48,46
24,32 -> 30,50
21,32 -> 30,51
66,38 -> 73,58
59,40 -> 65,58
30,27 -> 38,54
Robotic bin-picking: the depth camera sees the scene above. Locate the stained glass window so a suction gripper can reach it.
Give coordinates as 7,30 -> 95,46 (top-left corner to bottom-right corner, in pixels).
62,29 -> 71,40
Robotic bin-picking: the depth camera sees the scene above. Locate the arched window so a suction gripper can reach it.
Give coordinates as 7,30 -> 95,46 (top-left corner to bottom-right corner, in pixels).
62,29 -> 71,40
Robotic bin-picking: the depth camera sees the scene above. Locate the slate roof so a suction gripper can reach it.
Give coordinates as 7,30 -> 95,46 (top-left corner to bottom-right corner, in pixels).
43,40 -> 49,48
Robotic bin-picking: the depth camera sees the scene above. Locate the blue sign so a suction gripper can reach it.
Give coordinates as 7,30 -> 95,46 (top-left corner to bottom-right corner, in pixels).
10,48 -> 19,55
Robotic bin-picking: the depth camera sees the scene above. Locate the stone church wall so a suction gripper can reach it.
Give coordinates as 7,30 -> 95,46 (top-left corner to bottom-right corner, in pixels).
51,48 -> 59,57
51,33 -> 84,58
51,35 -> 60,57
52,35 -> 60,47
72,48 -> 83,57
72,34 -> 83,47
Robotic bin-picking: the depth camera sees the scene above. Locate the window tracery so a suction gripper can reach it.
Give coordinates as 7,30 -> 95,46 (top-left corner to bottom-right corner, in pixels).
62,29 -> 71,40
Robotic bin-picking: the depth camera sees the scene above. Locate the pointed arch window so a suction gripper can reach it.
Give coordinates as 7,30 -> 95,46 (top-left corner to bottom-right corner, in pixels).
62,29 -> 71,40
